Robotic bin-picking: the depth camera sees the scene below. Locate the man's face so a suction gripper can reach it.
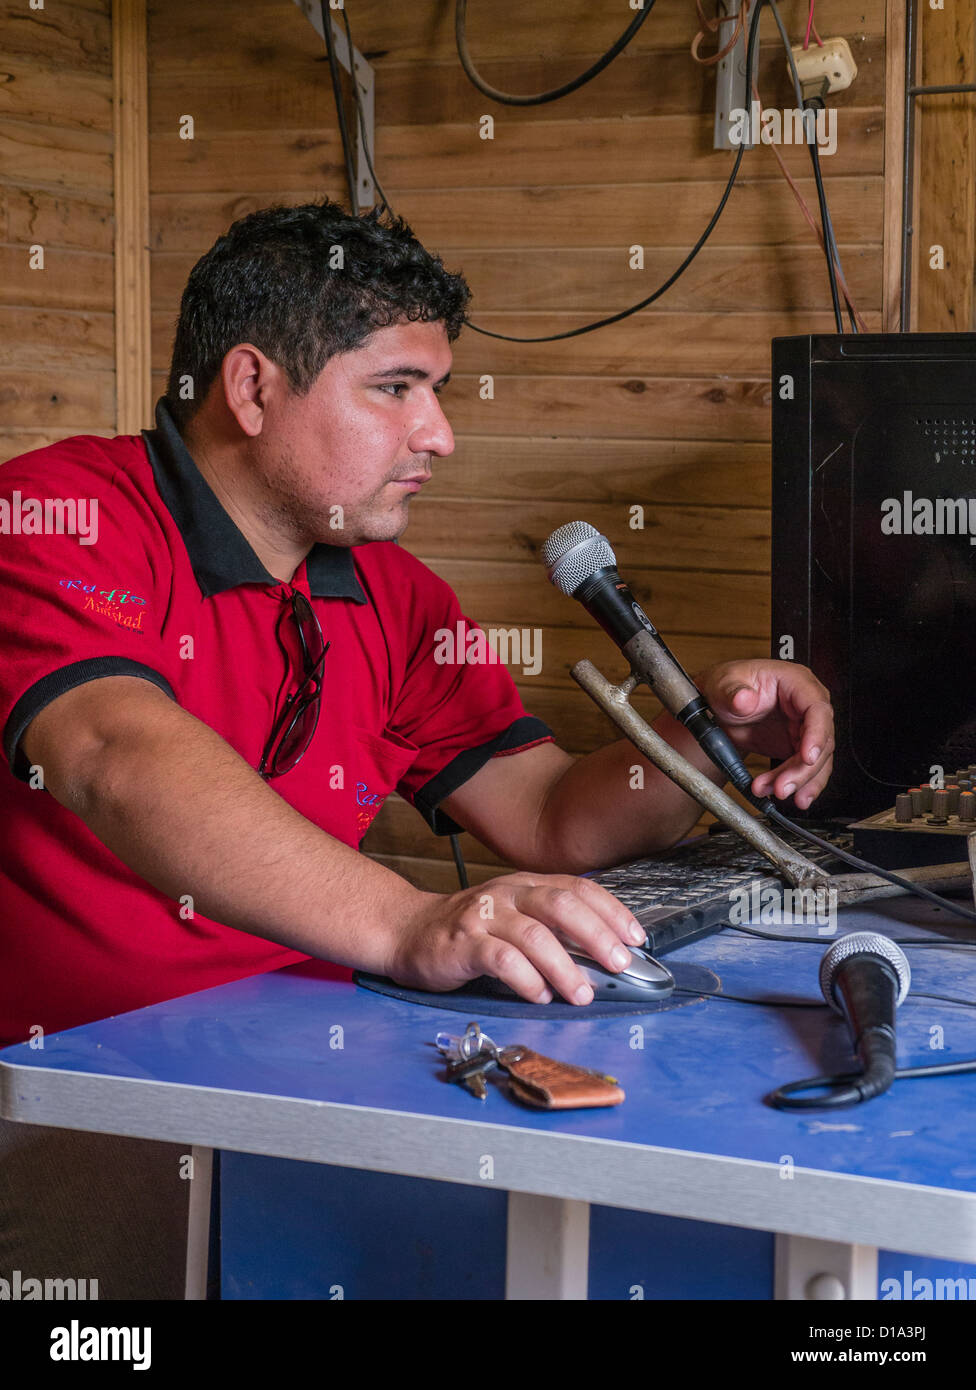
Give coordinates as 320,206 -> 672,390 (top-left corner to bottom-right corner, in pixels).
254,318 -> 455,547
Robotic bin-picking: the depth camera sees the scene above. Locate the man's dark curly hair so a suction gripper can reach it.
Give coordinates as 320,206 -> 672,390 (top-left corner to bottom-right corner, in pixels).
164,200 -> 471,429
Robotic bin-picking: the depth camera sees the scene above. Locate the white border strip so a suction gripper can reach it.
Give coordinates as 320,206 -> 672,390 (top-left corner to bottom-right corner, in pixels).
3,1061 -> 976,1263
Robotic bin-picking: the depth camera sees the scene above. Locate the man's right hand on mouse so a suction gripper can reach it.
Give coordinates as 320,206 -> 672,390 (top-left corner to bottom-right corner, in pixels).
387,873 -> 647,1006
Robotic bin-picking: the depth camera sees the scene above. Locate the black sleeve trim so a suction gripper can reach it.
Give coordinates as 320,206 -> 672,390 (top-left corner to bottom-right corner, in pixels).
413,715 -> 555,836
3,657 -> 177,782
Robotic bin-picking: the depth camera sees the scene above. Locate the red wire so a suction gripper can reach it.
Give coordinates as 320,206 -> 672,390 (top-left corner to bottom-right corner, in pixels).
803,1 -> 825,50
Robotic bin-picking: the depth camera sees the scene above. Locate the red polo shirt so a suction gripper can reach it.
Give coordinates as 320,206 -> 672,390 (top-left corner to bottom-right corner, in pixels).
0,399 -> 553,1045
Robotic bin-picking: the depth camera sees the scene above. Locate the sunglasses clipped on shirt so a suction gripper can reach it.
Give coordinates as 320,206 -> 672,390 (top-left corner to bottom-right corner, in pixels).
258,591 -> 329,780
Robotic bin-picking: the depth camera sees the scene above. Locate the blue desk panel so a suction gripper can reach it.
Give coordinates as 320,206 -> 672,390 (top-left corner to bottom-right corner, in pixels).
219,1153 -> 780,1299
218,1155 -> 976,1300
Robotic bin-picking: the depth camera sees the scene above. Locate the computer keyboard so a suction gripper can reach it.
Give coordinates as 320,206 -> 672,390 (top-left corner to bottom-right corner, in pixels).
588,825 -> 853,956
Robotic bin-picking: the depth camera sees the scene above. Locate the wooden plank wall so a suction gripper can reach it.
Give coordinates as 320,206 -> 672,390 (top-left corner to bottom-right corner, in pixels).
914,0 -> 976,331
0,0 -> 116,459
144,0 -> 887,890
113,0 -> 153,432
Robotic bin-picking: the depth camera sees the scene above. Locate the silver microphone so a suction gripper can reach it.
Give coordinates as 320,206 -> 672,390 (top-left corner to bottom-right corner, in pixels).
819,932 -> 910,1101
541,520 -> 762,802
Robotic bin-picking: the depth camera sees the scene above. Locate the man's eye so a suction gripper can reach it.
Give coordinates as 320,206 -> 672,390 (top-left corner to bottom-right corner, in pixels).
379,383 -> 406,396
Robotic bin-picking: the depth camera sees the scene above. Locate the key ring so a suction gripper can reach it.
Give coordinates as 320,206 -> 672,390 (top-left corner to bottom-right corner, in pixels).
464,1021 -> 499,1059
434,1021 -> 499,1063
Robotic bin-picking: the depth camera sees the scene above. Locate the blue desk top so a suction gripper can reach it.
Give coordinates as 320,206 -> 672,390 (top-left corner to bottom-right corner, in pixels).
3,896 -> 976,1257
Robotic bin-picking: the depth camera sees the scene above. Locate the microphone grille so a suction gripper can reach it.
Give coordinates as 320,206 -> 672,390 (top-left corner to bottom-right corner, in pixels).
819,931 -> 911,1010
541,521 -> 617,596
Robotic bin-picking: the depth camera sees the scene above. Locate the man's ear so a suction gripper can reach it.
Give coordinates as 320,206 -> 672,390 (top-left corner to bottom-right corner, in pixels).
221,344 -> 279,438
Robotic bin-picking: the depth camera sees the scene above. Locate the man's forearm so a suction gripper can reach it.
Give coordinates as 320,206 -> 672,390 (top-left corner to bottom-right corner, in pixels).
536,710 -> 732,873
30,683 -> 431,973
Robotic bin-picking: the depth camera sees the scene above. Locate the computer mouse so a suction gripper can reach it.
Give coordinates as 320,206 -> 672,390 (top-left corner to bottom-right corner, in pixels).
483,946 -> 674,1003
562,948 -> 675,1003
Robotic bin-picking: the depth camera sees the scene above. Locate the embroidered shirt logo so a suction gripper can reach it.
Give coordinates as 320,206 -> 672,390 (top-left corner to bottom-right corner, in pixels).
60,579 -> 147,632
355,780 -> 385,835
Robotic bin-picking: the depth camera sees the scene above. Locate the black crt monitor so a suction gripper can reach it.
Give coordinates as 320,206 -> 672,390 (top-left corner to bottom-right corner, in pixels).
770,333 -> 976,820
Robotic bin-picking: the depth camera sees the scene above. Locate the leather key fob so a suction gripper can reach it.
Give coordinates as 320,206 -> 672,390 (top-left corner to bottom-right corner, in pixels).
498,1045 -> 625,1110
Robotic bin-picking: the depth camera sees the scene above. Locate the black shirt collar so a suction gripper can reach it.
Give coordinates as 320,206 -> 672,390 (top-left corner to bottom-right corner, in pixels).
142,397 -> 368,603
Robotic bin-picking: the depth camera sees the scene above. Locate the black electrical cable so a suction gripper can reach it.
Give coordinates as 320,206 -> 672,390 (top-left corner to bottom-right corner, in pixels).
813,184 -> 857,332
343,1 -> 784,346
761,804 -> 976,927
450,833 -> 469,890
727,924 -> 976,951
769,1061 -> 976,1108
770,1050 -> 976,1109
714,915 -> 976,1106
767,0 -> 847,331
322,0 -> 359,212
674,986 -> 827,1008
465,0 -> 770,344
455,0 -> 657,107
339,5 -> 393,215
897,1057 -> 976,1075
768,5 -> 844,312
817,144 -> 858,330
672,978 -> 976,1109
912,989 -> 976,1009
464,0 -> 853,345
675,984 -> 976,1013
803,129 -> 856,330
341,2 -> 852,345
804,106 -> 844,331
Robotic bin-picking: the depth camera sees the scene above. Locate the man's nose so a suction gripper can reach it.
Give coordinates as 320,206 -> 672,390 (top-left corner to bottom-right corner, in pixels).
410,393 -> 455,459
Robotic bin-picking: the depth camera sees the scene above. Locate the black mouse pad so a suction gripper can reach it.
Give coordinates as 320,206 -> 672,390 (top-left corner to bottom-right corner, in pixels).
353,962 -> 719,1019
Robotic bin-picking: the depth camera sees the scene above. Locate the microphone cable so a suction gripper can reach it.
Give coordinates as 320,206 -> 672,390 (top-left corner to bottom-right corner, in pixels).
541,517 -> 976,928
761,802 -> 976,928
668,941 -> 976,1108
675,979 -> 976,1012
729,923 -> 976,953
769,1055 -> 976,1110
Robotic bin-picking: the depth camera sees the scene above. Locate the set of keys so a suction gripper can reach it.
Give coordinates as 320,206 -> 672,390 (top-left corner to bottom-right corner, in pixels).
434,1021 -> 626,1110
435,1022 -> 512,1100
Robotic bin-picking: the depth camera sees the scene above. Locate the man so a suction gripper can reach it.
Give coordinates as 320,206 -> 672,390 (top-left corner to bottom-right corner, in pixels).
0,199 -> 833,1039
0,201 -> 831,1296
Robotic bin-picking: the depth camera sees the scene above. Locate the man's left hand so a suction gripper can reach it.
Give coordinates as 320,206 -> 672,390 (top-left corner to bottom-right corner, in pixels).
695,659 -> 834,810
